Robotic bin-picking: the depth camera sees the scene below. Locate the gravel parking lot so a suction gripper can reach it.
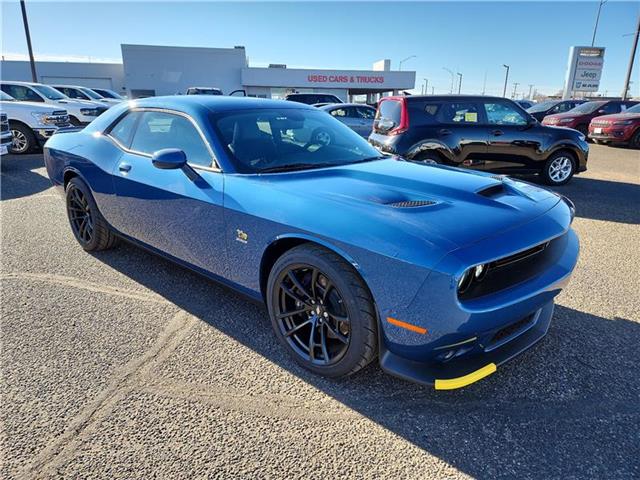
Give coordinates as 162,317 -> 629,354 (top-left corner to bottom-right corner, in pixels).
1,144 -> 639,479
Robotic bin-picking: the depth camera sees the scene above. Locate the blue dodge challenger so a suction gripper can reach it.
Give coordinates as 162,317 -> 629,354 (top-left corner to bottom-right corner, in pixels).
44,96 -> 579,389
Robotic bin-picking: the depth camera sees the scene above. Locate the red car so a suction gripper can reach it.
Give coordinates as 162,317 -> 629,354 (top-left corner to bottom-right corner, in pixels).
542,100 -> 638,136
589,103 -> 640,148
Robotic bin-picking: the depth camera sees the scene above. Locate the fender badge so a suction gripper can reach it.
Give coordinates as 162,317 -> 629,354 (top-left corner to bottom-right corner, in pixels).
236,229 -> 248,244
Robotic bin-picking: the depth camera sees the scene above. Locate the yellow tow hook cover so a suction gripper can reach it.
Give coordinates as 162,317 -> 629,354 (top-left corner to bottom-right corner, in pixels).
434,363 -> 497,390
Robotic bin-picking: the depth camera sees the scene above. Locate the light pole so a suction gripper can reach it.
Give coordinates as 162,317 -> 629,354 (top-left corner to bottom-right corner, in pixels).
20,0 -> 37,82
399,55 -> 416,71
457,72 -> 462,94
423,78 -> 429,95
443,67 -> 454,93
528,84 -> 534,100
591,0 -> 608,47
502,64 -> 510,98
622,13 -> 639,100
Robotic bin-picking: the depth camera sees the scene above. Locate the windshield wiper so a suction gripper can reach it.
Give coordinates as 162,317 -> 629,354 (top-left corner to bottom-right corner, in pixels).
259,163 -> 338,173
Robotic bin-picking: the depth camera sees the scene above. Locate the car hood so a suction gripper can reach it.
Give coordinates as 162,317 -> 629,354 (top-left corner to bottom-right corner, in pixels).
264,159 -> 562,252
592,112 -> 640,122
543,112 -> 587,121
0,100 -> 68,114
53,99 -> 102,108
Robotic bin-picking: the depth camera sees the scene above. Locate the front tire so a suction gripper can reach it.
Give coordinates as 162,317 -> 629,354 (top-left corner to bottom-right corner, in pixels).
629,129 -> 640,149
541,151 -> 576,186
413,151 -> 442,164
9,123 -> 36,154
266,244 -> 377,378
65,177 -> 118,251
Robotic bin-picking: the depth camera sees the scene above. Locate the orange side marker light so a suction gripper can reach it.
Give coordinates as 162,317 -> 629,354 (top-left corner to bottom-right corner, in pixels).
386,317 -> 428,335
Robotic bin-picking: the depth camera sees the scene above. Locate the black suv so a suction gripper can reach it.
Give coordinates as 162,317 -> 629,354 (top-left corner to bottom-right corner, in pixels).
285,93 -> 343,105
526,99 -> 587,122
368,95 -> 589,185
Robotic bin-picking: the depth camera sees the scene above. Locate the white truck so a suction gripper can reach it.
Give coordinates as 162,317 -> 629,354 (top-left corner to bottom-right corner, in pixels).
0,81 -> 107,126
1,113 -> 12,155
0,90 -> 70,154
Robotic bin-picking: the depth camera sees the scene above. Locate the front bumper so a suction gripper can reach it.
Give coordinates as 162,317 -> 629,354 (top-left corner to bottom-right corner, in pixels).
377,200 -> 579,389
588,127 -> 634,143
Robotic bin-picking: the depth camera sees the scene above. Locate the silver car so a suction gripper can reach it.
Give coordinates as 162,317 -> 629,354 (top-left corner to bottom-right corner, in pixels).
319,103 -> 377,137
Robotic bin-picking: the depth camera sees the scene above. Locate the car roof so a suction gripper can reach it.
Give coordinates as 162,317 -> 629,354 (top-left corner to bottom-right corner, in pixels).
320,103 -> 375,109
399,94 -> 514,103
131,95 -> 317,114
0,80 -> 41,86
286,93 -> 339,97
52,84 -> 90,89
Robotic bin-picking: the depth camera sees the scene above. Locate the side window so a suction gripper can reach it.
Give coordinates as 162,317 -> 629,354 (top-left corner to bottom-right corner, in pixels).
483,102 -> 527,125
356,106 -> 376,119
64,88 -> 87,100
108,112 -> 141,148
2,85 -> 43,102
130,111 -> 212,167
555,103 -> 570,113
600,103 -> 618,114
440,102 -> 481,124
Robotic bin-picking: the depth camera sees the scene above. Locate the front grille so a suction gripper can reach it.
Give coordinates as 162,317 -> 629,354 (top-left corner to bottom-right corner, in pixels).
459,234 -> 567,301
52,110 -> 67,116
485,314 -> 535,351
591,120 -> 610,127
388,200 -> 436,208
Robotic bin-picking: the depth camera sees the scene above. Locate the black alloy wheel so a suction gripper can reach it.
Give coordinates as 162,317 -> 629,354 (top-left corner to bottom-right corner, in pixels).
275,265 -> 351,366
267,244 -> 377,377
65,177 -> 118,251
67,183 -> 94,245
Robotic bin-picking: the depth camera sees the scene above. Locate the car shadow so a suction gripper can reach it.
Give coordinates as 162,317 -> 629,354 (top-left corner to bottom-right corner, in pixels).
0,154 -> 52,201
92,242 -> 640,478
517,174 -> 640,225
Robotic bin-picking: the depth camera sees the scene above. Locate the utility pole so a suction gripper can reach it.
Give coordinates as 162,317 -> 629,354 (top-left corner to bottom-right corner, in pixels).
528,84 -> 534,99
443,67 -> 454,93
424,78 -> 429,95
456,73 -> 462,94
591,0 -> 607,47
20,0 -> 37,82
482,70 -> 487,95
622,12 -> 640,100
502,64 -> 510,97
431,86 -> 435,95
512,82 -> 520,99
399,55 -> 417,71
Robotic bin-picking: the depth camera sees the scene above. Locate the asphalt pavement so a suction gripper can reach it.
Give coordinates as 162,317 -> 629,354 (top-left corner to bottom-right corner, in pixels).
1,144 -> 639,479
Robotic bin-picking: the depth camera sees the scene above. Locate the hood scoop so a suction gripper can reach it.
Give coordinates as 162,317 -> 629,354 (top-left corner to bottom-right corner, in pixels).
477,183 -> 506,198
387,199 -> 437,208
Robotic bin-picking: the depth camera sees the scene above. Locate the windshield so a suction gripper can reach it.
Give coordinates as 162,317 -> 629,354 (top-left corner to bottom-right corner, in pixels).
0,91 -> 15,101
568,101 -> 606,114
214,108 -> 382,173
527,101 -> 557,113
31,84 -> 66,100
79,87 -> 103,100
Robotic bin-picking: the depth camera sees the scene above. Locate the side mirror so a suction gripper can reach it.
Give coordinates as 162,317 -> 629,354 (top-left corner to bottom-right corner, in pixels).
597,109 -> 606,115
152,148 -> 187,169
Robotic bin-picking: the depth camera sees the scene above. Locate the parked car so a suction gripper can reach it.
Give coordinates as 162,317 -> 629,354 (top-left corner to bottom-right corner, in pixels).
0,90 -> 70,154
542,100 -> 638,136
516,99 -> 535,110
368,95 -> 588,185
51,84 -> 122,107
43,96 -> 579,389
185,87 -> 246,96
0,81 -> 107,126
0,113 -> 12,155
527,99 -> 587,122
319,103 -> 377,137
588,102 -> 640,148
91,88 -> 126,101
285,93 -> 343,105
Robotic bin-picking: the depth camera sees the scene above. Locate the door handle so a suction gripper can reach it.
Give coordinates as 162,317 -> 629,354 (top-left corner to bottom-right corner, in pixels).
492,130 -> 504,136
439,129 -> 452,135
118,163 -> 132,173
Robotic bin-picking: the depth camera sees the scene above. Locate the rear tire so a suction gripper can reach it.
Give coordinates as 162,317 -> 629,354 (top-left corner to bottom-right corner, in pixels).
630,129 -> 640,149
413,151 -> 443,164
9,123 -> 36,154
541,151 -> 576,186
65,177 -> 118,251
266,244 -> 377,378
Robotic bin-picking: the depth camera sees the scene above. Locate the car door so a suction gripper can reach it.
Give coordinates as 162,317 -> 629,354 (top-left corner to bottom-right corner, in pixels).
436,100 -> 489,168
328,106 -> 357,131
107,109 -> 227,276
354,106 -> 376,137
482,100 -> 540,173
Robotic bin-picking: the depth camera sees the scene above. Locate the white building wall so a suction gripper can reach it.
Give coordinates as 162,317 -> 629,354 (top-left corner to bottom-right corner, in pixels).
0,60 -> 125,92
121,44 -> 246,97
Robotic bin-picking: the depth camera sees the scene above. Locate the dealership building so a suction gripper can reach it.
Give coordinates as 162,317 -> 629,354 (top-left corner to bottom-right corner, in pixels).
1,44 -> 416,102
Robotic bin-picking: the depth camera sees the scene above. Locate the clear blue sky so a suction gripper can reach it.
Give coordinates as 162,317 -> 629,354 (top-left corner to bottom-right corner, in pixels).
1,1 -> 638,96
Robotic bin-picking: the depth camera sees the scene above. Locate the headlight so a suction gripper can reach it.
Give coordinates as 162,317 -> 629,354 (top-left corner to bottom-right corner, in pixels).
558,118 -> 575,123
457,263 -> 488,295
30,112 -> 55,125
80,108 -> 99,116
613,120 -> 633,126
